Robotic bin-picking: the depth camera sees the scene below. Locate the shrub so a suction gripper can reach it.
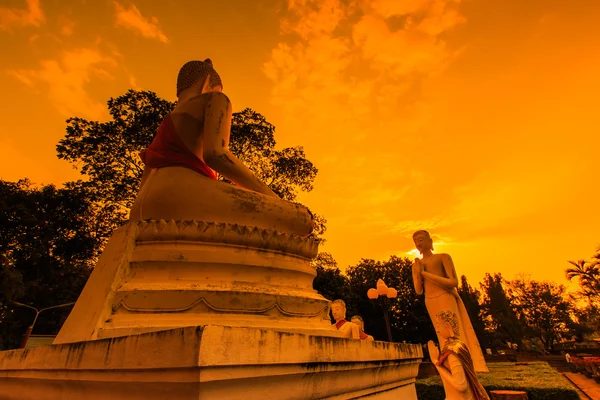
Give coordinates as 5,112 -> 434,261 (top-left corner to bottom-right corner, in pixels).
416,362 -> 579,400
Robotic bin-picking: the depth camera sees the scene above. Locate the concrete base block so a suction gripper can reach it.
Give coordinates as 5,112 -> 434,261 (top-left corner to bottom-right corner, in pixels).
0,325 -> 422,400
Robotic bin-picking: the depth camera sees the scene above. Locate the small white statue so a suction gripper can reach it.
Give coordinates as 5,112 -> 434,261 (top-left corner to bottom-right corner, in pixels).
351,315 -> 374,341
331,300 -> 359,339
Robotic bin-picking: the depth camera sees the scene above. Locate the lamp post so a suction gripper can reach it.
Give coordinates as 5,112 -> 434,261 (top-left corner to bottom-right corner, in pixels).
367,279 -> 398,342
12,301 -> 75,348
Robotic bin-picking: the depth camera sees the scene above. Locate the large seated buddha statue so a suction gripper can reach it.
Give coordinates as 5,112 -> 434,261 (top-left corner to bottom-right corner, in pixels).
54,59 -> 335,345
129,59 -> 313,236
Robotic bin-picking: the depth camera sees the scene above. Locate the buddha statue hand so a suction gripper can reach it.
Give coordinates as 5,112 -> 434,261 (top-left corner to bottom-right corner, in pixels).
428,340 -> 440,364
412,258 -> 422,274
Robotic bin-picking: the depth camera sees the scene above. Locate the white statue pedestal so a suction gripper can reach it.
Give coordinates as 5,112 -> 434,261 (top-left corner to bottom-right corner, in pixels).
54,221 -> 338,343
0,220 -> 422,399
0,325 -> 422,399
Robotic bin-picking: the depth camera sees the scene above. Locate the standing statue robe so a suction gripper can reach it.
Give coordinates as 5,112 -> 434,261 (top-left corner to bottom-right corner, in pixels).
438,337 -> 490,400
426,286 -> 488,373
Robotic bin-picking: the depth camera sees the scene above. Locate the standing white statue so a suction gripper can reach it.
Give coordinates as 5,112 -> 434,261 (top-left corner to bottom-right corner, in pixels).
412,230 -> 488,373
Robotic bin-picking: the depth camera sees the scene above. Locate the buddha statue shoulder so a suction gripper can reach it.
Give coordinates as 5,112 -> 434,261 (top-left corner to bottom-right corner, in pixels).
129,59 -> 313,236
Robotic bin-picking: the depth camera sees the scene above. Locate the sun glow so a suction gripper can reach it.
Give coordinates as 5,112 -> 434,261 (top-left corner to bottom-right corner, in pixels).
0,0 -> 599,284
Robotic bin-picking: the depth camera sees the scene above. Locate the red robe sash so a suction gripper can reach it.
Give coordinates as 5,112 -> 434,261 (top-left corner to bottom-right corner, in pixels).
335,319 -> 347,329
140,113 -> 217,180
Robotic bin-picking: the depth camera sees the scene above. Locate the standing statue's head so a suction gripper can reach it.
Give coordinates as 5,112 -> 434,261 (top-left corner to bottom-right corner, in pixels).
351,315 -> 365,332
331,299 -> 347,321
413,230 -> 434,253
176,59 -> 223,98
435,310 -> 459,340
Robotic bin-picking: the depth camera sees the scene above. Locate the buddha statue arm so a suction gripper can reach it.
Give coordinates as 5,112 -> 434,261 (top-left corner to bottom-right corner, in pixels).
202,92 -> 278,198
351,322 -> 360,339
421,254 -> 458,289
412,259 -> 424,295
139,166 -> 152,189
435,354 -> 470,394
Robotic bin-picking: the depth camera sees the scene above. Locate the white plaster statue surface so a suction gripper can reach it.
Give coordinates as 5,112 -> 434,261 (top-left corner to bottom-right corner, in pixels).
428,311 -> 490,400
129,59 -> 313,236
351,316 -> 374,341
412,230 -> 488,373
331,300 -> 359,339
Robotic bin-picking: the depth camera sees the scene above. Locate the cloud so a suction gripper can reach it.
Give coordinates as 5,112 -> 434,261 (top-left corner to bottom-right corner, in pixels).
265,0 -> 470,268
59,16 -> 75,36
389,216 -> 458,235
446,156 -> 581,242
8,48 -> 119,120
113,1 -> 168,43
264,0 -> 466,124
263,0 -> 468,206
0,0 -> 45,31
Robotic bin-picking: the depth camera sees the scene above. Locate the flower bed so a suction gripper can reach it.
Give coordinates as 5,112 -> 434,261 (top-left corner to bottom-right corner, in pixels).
416,362 -> 579,400
570,356 -> 600,379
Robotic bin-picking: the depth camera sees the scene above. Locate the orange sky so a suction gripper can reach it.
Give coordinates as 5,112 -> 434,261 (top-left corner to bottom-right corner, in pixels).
1,0 -> 599,287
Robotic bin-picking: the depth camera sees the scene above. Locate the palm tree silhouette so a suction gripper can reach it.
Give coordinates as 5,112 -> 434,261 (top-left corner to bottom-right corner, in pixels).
567,249 -> 600,299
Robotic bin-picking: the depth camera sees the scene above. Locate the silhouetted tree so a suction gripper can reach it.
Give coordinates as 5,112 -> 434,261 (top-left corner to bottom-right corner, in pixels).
457,275 -> 489,347
480,273 -> 524,347
345,256 -> 435,343
566,252 -> 600,301
0,180 -> 99,349
565,247 -> 600,343
571,300 -> 600,342
509,278 -> 576,351
312,252 -> 349,304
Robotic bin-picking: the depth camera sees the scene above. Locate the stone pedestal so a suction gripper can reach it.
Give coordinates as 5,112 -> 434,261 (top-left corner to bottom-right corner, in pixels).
0,326 -> 422,400
54,221 -> 336,344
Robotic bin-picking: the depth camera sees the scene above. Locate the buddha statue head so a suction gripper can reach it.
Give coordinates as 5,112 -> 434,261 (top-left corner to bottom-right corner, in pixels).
435,310 -> 459,340
351,315 -> 365,332
331,299 -> 347,322
412,230 -> 434,254
176,59 -> 223,99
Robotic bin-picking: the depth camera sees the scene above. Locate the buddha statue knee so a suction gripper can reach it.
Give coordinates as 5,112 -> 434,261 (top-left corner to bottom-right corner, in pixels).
130,59 -> 314,237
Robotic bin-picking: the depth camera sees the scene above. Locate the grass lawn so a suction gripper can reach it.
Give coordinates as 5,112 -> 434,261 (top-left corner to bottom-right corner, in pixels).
416,362 -> 579,400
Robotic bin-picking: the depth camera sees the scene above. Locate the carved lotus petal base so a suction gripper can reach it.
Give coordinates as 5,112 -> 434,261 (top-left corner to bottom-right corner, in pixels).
135,219 -> 319,259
